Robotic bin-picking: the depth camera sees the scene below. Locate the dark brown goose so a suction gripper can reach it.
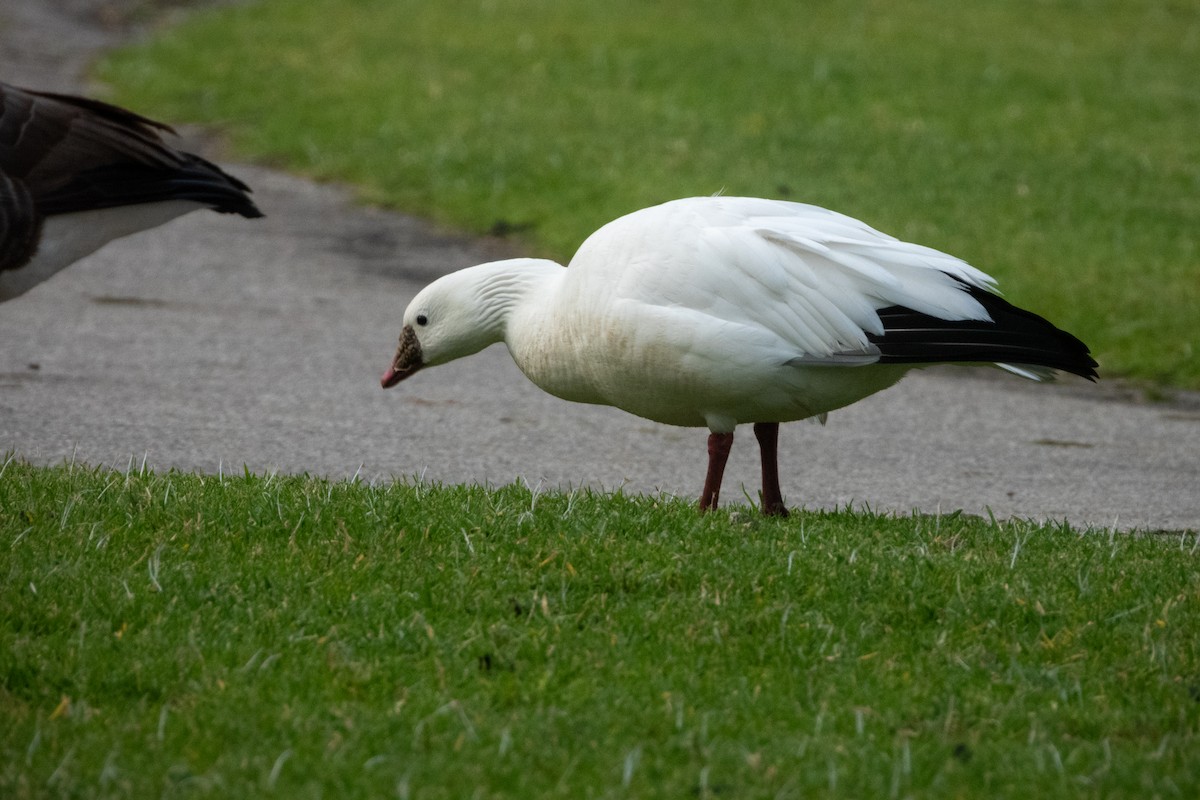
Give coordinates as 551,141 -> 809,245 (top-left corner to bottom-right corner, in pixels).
0,81 -> 262,301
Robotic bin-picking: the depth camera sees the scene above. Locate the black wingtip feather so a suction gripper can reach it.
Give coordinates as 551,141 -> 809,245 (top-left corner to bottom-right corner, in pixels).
3,81 -> 263,220
37,160 -> 263,219
867,281 -> 1099,381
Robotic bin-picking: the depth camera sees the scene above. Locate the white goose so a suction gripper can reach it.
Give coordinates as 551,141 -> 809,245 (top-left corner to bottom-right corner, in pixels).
0,81 -> 262,302
381,196 -> 1097,516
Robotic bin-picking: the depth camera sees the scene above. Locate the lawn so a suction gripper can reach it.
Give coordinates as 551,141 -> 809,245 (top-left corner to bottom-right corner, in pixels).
2,462 -> 1199,797
99,0 -> 1200,387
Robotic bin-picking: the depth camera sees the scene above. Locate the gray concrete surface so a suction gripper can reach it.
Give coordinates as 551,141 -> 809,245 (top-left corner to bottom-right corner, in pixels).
3,0 -> 1198,532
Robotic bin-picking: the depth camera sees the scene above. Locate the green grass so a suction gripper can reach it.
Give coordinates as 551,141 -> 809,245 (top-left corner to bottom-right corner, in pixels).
98,0 -> 1200,387
2,461 -> 1198,797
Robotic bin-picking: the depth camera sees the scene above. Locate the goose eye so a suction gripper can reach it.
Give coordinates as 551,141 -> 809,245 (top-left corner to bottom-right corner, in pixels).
415,314 -> 428,326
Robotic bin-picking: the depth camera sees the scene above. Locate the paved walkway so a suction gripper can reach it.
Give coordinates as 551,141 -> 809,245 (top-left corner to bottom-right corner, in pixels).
3,0 -> 1197,531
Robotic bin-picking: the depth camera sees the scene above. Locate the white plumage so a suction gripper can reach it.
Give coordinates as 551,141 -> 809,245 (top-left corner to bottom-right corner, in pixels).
382,196 -> 1096,515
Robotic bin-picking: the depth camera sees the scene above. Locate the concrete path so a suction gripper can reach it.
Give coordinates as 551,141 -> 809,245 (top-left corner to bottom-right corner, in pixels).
3,0 -> 1197,532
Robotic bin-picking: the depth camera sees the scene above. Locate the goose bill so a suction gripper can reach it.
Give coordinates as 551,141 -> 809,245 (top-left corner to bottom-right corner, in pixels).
381,324 -> 424,388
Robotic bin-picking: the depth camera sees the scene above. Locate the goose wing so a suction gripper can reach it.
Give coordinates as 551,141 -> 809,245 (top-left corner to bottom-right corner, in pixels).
1,82 -> 263,279
0,82 -> 261,218
583,197 -> 1094,380
600,197 -> 992,363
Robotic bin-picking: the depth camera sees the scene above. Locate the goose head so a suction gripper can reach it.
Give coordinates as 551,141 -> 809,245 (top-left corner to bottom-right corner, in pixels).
380,259 -> 558,388
380,271 -> 484,387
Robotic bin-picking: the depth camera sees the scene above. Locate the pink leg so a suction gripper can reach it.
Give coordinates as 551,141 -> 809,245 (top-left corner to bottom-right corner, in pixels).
699,432 -> 734,512
754,422 -> 789,517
